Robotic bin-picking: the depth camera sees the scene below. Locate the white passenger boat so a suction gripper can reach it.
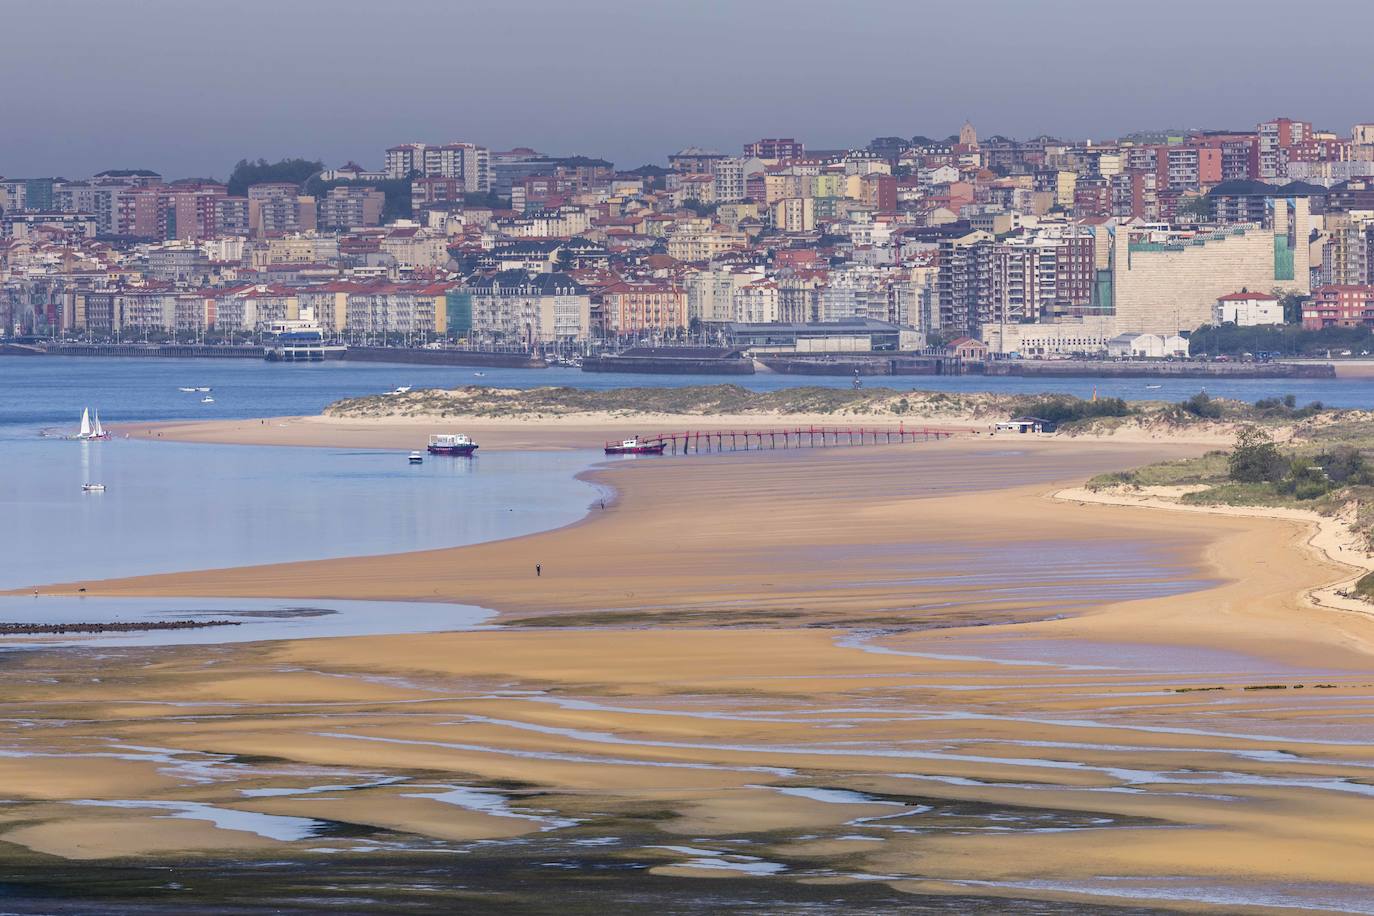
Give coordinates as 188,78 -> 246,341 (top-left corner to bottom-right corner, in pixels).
427,434 -> 478,456
82,483 -> 106,493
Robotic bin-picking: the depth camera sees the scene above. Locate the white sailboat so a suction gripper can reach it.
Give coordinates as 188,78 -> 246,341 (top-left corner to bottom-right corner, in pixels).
75,407 -> 111,440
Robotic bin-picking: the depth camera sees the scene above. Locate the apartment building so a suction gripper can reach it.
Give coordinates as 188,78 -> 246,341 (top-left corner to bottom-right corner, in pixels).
1303,285 -> 1374,329
246,184 -> 316,237
1258,118 -> 1314,180
600,282 -> 687,334
421,142 -> 490,192
384,143 -> 426,180
460,270 -> 591,343
745,138 -> 804,160
317,187 -> 385,231
343,283 -> 450,336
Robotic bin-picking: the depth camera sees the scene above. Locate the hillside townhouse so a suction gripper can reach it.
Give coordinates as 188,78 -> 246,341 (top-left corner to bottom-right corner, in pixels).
379,226 -> 449,268
666,227 -> 746,262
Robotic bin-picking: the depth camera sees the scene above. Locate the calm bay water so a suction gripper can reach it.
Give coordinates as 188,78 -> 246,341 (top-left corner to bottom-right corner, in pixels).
0,436 -> 600,589
0,354 -> 1341,616
2,355 -> 1374,436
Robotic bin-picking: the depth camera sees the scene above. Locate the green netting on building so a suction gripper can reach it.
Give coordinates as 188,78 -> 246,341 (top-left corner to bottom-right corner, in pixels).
1128,242 -> 1187,253
1274,235 -> 1294,281
446,291 -> 472,336
1094,270 -> 1113,314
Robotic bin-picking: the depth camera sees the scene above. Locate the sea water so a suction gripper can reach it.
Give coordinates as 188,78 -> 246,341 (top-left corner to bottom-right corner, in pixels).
0,356 -> 609,589
3,355 -> 1374,433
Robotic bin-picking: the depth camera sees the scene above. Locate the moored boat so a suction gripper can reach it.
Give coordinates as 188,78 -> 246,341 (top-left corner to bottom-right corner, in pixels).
604,436 -> 667,456
82,483 -> 105,492
427,434 -> 478,456
408,451 -> 424,463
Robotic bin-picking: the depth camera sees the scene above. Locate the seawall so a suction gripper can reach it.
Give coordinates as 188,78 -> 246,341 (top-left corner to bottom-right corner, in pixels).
985,360 -> 1336,379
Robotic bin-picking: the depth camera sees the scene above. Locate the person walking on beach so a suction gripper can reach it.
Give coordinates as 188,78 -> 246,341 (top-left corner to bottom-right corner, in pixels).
536,564 -> 541,577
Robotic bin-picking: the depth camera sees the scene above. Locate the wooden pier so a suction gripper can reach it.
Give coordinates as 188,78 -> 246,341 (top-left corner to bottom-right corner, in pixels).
638,425 -> 968,455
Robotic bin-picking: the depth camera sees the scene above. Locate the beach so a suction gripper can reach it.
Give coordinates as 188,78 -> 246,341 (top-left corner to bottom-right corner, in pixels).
7,420 -> 1374,911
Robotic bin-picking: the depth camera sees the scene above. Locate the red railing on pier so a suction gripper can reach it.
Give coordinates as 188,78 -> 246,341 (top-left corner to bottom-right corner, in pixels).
613,425 -> 973,455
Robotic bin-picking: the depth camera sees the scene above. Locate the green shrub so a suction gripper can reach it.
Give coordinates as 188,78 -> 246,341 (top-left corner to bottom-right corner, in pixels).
1182,392 -> 1223,419
1317,446 -> 1371,485
1279,458 -> 1332,500
1228,426 -> 1286,483
1024,396 -> 1132,425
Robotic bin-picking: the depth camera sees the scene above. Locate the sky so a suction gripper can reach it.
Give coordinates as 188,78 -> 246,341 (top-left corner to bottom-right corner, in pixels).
3,0 -> 1374,180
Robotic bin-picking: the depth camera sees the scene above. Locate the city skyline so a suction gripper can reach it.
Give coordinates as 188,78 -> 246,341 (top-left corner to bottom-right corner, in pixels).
5,0 -> 1374,177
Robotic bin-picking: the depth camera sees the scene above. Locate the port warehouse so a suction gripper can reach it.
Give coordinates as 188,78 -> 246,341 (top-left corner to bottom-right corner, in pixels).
723,318 -> 923,353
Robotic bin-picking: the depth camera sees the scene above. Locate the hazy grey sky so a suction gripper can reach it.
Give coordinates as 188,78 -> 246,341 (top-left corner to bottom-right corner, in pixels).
3,0 -> 1373,179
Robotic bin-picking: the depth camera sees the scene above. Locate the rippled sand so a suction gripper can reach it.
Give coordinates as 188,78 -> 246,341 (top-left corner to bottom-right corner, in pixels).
7,432 -> 1374,912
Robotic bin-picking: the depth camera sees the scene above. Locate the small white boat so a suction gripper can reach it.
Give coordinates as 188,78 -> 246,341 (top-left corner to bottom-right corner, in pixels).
1145,384 -> 1163,390
201,396 -> 215,403
408,451 -> 424,463
472,372 -> 486,378
178,387 -> 197,393
195,387 -> 211,392
392,386 -> 412,394
82,483 -> 105,493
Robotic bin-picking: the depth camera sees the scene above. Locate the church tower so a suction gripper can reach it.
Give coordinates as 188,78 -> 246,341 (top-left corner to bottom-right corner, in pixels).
959,121 -> 978,150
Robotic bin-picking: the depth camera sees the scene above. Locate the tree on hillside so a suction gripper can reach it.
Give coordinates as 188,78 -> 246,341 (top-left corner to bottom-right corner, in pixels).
1228,426 -> 1286,483
226,158 -> 324,196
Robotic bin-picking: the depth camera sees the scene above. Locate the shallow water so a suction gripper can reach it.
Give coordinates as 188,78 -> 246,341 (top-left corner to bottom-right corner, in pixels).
0,595 -> 493,647
0,437 -> 600,588
70,799 -> 325,842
